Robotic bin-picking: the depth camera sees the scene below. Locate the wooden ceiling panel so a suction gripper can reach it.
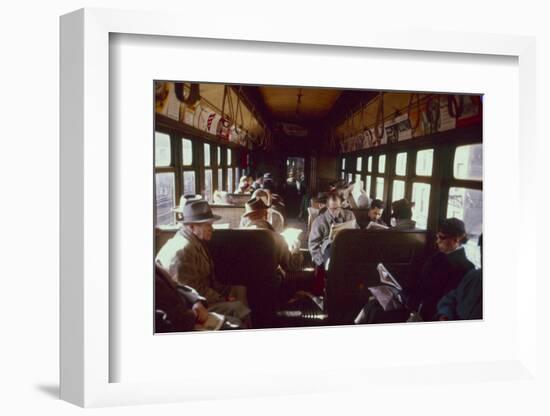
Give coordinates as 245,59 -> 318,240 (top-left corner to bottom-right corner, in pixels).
258,86 -> 342,121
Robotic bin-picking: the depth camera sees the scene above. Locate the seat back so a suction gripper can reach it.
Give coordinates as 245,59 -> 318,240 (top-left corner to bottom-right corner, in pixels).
326,229 -> 428,324
210,204 -> 245,229
207,229 -> 280,327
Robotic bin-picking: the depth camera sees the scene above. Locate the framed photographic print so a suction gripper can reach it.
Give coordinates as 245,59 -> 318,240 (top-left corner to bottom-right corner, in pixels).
60,7 -> 539,408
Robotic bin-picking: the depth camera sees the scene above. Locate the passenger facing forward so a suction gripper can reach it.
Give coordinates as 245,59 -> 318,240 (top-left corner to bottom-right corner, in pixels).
156,200 -> 250,321
239,197 -> 303,272
308,192 -> 357,267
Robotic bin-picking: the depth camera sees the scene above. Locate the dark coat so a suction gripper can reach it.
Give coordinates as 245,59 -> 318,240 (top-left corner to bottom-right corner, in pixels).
437,268 -> 482,320
404,247 -> 475,320
155,264 -> 206,332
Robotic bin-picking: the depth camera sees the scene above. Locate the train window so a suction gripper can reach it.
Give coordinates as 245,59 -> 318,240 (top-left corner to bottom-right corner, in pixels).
375,177 -> 384,200
395,152 -> 407,176
227,148 -> 232,165
204,143 -> 211,167
447,187 -> 483,267
183,171 -> 196,194
217,146 -> 221,166
355,174 -> 361,183
392,180 -> 405,201
235,167 -> 240,190
341,158 -> 346,170
454,143 -> 482,180
155,132 -> 171,167
205,169 -> 213,201
217,169 -> 223,191
378,154 -> 386,173
416,149 -> 433,176
367,156 -> 373,172
341,171 -> 345,180
348,173 -> 353,183
181,138 -> 193,166
227,168 -> 233,193
365,175 -> 372,195
411,182 -> 431,229
356,157 -> 362,172
155,172 -> 175,225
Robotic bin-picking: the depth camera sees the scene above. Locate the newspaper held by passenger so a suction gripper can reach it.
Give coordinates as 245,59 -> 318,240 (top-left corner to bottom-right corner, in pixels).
366,221 -> 389,230
367,263 -> 403,311
329,219 -> 357,240
194,312 -> 225,331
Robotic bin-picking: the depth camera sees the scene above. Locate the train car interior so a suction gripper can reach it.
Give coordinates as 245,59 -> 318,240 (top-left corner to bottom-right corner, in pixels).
154,82 -> 482,332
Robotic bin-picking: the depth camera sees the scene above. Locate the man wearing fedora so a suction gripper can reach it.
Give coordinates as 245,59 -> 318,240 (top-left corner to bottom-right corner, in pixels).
156,199 -> 250,321
240,197 -> 303,272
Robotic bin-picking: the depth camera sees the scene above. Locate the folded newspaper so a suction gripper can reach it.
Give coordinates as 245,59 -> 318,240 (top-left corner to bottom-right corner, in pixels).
366,221 -> 389,230
367,263 -> 403,311
194,312 -> 225,331
329,219 -> 357,240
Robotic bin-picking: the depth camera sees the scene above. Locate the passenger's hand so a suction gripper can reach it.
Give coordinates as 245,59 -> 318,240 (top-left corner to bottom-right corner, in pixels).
192,302 -> 209,324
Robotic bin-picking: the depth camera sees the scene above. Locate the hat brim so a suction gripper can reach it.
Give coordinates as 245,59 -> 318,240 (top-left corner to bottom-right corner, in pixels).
182,214 -> 221,224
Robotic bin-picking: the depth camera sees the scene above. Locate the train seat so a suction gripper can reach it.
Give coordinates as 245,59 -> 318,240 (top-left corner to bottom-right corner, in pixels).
210,204 -> 245,228
326,229 -> 428,325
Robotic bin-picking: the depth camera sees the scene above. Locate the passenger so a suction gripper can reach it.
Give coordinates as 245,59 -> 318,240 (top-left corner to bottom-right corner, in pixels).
251,173 -> 263,190
308,192 -> 357,267
156,200 -> 251,321
155,263 -> 208,332
240,197 -> 303,271
403,218 -> 475,320
350,180 -> 370,209
237,176 -> 252,194
389,198 -> 418,230
436,235 -> 482,321
365,199 -> 387,228
356,218 -> 474,324
262,173 -> 275,192
251,188 -> 272,207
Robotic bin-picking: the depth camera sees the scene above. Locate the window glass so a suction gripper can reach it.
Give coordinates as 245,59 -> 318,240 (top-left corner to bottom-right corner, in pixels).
341,171 -> 345,180
395,152 -> 407,176
204,143 -> 211,167
341,158 -> 346,170
378,154 -> 386,173
411,182 -> 431,229
227,168 -> 233,193
155,172 -> 175,225
416,149 -> 434,176
454,144 -> 482,180
217,146 -> 221,166
205,169 -> 213,201
375,177 -> 384,200
348,173 -> 353,183
227,148 -> 232,166
355,174 -> 361,184
235,167 -> 240,190
155,132 -> 171,167
392,180 -> 405,202
365,175 -> 371,195
356,157 -> 362,172
217,169 -> 223,191
447,187 -> 483,268
182,138 -> 193,166
183,171 -> 196,195
367,156 -> 373,172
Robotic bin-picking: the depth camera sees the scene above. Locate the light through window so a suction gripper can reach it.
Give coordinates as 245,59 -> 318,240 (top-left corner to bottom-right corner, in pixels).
356,157 -> 362,172
183,171 -> 195,195
155,132 -> 171,167
227,148 -> 232,166
217,169 -> 223,191
375,177 -> 384,200
392,180 -> 405,202
395,152 -> 407,176
205,169 -> 213,201
182,138 -> 193,166
416,149 -> 434,176
454,144 -> 482,180
365,175 -> 371,195
447,187 -> 483,267
378,155 -> 386,173
227,168 -> 233,193
155,172 -> 175,225
204,143 -> 211,167
411,182 -> 431,229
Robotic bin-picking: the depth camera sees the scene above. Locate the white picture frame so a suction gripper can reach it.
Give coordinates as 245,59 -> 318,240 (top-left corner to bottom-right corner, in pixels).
60,7 -> 540,408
